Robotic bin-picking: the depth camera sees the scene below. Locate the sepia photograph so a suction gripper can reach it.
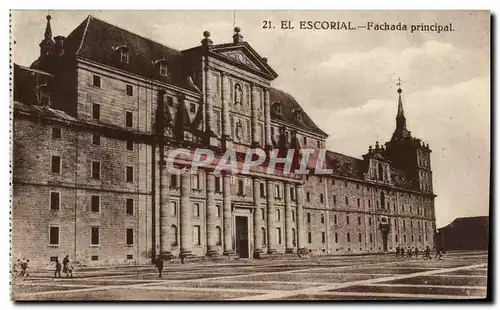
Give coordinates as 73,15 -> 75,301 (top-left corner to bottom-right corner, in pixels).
10,10 -> 490,301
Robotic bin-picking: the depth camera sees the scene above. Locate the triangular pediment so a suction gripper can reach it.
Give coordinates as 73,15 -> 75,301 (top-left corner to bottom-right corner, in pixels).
210,42 -> 278,80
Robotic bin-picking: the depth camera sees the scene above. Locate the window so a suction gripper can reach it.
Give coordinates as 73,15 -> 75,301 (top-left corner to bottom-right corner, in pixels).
166,96 -> 174,106
214,176 -> 222,193
51,155 -> 61,174
402,205 -> 405,212
403,220 -> 406,228
344,181 -> 348,187
356,184 -> 360,190
277,227 -> 282,244
160,63 -> 167,76
92,133 -> 100,146
319,177 -> 323,184
358,216 -> 361,225
306,192 -> 310,202
357,198 -> 360,207
368,200 -> 371,208
346,215 -> 350,224
333,195 -> 337,204
126,166 -> 134,183
308,232 -> 312,243
91,255 -> 99,261
378,162 -> 384,181
192,174 -> 201,190
396,235 -> 398,242
411,221 -> 413,228
91,195 -> 100,213
91,161 -> 100,179
320,193 -> 324,203
49,226 -> 59,245
50,192 -> 60,211
126,228 -> 133,246
238,180 -> 244,195
335,233 -> 338,243
120,50 -> 129,63
411,235 -> 414,242
370,233 -> 373,243
126,199 -> 134,215
126,111 -> 133,127
169,201 -> 177,216
303,136 -> 307,145
358,233 -> 362,242
347,233 -> 351,243
190,103 -> 196,113
277,209 -> 281,221
171,225 -> 178,246
262,228 -> 266,245
321,214 -> 325,224
332,179 -> 336,185
52,127 -> 61,139
216,226 -> 222,245
292,210 -> 295,222
317,140 -> 321,148
126,139 -> 133,151
126,85 -> 133,96
345,196 -> 349,205
290,187 -> 295,201
403,234 -> 407,242
322,232 -> 326,243
369,217 -> 372,226
256,182 -> 264,198
193,203 -> 200,217
92,103 -> 100,120
127,255 -> 133,260
193,225 -> 201,246
307,213 -> 311,223
216,204 -> 221,218
93,75 -> 101,87
334,214 -> 337,225
419,235 -> 422,242
274,184 -> 281,199
91,227 -> 100,245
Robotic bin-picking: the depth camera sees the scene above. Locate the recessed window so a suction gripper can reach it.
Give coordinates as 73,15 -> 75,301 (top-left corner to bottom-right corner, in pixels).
357,198 -> 360,207
321,232 -> 325,244
92,103 -> 100,120
308,232 -> 312,243
91,255 -> 99,261
306,192 -> 310,202
261,208 -> 265,220
345,196 -> 349,205
369,217 -> 372,226
91,161 -> 101,179
190,103 -> 196,113
126,228 -> 134,246
317,140 -> 321,148
126,199 -> 134,215
171,225 -> 178,246
50,191 -> 60,211
160,63 -> 168,76
126,166 -> 134,183
277,227 -> 282,244
303,136 -> 307,145
335,233 -> 338,243
171,201 -> 177,216
126,84 -> 133,96
125,111 -> 133,127
126,139 -> 133,151
193,225 -> 201,246
358,216 -> 361,225
52,127 -> 61,139
259,183 -> 265,198
49,226 -> 59,245
93,75 -> 101,88
166,96 -> 174,106
51,155 -> 61,174
120,50 -> 129,64
347,232 -> 351,243
334,214 -> 337,225
193,203 -> 200,217
346,215 -> 350,224
170,174 -> 179,188
191,174 -> 201,190
91,195 -> 100,213
91,227 -> 100,246
127,255 -> 133,260
216,226 -> 222,245
216,204 -> 221,218
92,133 -> 100,145
307,212 -> 311,223
277,209 -> 281,221
238,180 -> 244,195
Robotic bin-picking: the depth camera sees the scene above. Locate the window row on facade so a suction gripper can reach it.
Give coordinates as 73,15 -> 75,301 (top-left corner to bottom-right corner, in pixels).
48,226 -> 134,247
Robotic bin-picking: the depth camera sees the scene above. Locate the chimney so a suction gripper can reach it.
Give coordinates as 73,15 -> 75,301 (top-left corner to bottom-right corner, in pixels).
233,27 -> 243,43
54,36 -> 65,56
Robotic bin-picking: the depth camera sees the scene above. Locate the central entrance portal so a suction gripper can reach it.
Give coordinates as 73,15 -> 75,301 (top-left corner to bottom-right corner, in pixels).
235,216 -> 249,258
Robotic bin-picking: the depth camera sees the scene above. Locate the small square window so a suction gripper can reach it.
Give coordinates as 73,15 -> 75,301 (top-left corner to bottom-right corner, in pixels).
126,111 -> 133,127
126,85 -> 133,96
92,133 -> 100,145
126,199 -> 134,215
126,166 -> 134,183
51,155 -> 61,174
91,255 -> 99,261
93,75 -> 101,88
126,139 -> 133,150
52,127 -> 61,139
50,192 -> 60,211
127,255 -> 133,260
91,195 -> 100,213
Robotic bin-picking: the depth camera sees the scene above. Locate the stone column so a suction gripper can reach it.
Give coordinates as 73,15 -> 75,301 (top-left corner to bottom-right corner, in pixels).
159,162 -> 170,257
222,172 -> 233,255
180,170 -> 192,257
206,171 -> 218,256
221,72 -> 231,141
252,177 -> 262,256
284,183 -> 293,253
296,184 -> 306,253
250,84 -> 259,147
205,67 -> 214,135
263,88 -> 272,148
266,179 -> 276,254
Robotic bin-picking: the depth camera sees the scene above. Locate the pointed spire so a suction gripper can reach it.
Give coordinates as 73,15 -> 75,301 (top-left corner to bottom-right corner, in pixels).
44,15 -> 52,40
39,14 -> 55,57
391,78 -> 412,142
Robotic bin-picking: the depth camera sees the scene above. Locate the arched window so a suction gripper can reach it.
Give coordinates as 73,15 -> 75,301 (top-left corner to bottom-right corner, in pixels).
170,225 -> 178,246
378,162 -> 384,181
261,227 -> 266,245
380,192 -> 386,210
215,226 -> 221,245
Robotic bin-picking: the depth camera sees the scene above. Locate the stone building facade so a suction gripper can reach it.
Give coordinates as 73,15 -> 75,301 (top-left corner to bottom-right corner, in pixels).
12,15 -> 437,267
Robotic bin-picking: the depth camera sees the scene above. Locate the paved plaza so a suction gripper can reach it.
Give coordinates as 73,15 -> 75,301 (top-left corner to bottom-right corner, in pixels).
12,251 -> 488,301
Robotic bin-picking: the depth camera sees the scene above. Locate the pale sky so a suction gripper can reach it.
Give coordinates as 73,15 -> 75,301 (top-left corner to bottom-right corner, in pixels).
11,10 -> 490,227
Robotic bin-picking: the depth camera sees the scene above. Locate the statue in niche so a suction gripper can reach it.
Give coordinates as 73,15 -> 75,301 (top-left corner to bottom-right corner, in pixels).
234,83 -> 243,105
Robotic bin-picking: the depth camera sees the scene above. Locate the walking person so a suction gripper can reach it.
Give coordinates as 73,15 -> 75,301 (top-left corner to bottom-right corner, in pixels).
66,261 -> 74,278
155,257 -> 164,278
425,246 -> 431,260
400,247 -> 405,259
414,247 -> 419,258
395,246 -> 400,258
19,259 -> 29,280
62,255 -> 70,277
53,258 -> 62,279
408,247 -> 413,258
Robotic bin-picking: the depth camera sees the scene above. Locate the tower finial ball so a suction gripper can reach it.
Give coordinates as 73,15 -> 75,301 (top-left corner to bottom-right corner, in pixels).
234,26 -> 241,33
203,31 -> 211,38
46,15 -> 51,21
397,88 -> 402,94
